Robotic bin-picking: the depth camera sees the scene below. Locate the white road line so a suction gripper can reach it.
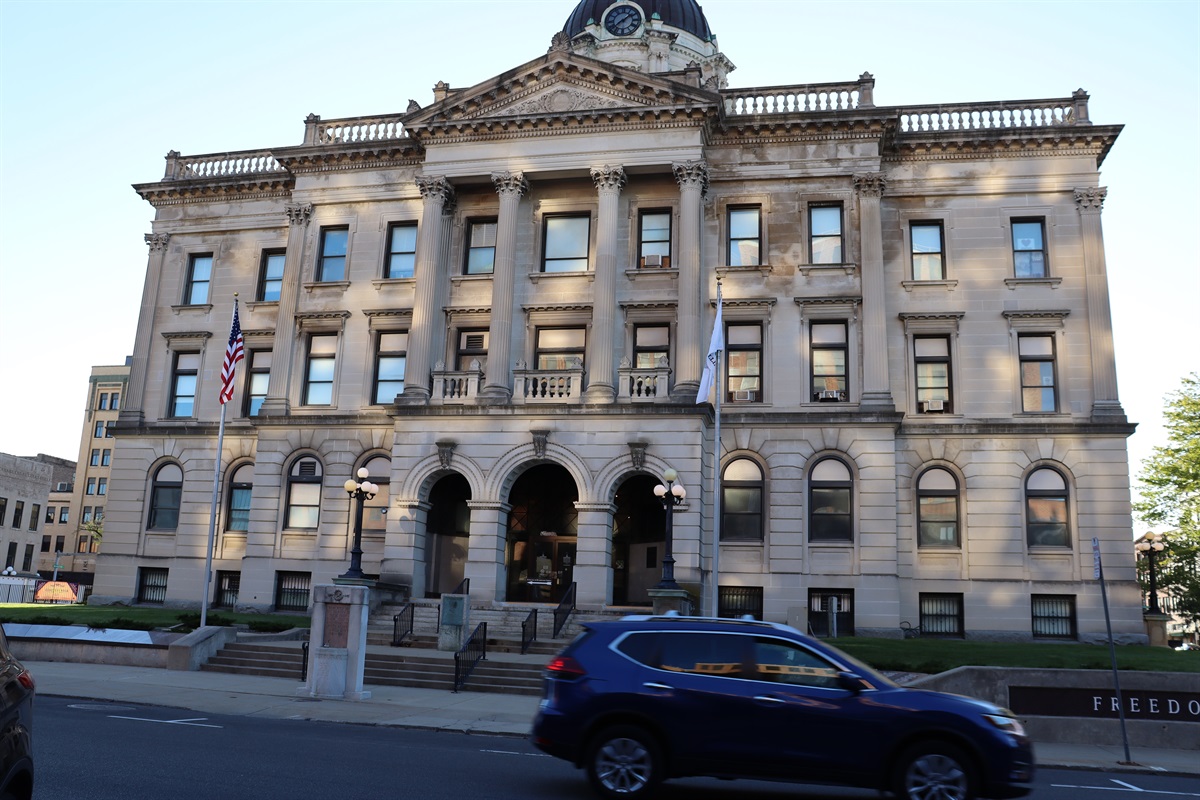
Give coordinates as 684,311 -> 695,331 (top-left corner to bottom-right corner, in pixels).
1049,780 -> 1200,797
107,715 -> 223,729
479,749 -> 549,758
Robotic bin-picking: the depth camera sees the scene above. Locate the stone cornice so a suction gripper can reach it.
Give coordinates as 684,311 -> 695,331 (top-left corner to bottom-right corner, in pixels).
887,124 -> 1123,166
133,176 -> 293,207
273,142 -> 423,175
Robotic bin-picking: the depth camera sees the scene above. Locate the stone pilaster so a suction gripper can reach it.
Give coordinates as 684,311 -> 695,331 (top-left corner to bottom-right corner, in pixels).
464,500 -> 510,602
574,501 -> 616,607
121,233 -> 171,424
259,203 -> 313,416
583,166 -> 627,403
853,173 -> 894,410
481,172 -> 529,402
1075,187 -> 1125,420
399,177 -> 456,404
671,160 -> 708,400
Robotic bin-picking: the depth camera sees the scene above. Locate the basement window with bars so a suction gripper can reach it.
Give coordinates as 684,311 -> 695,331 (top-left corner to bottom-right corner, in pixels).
274,571 -> 311,612
1031,594 -> 1077,639
137,567 -> 169,604
718,586 -> 764,620
919,593 -> 963,638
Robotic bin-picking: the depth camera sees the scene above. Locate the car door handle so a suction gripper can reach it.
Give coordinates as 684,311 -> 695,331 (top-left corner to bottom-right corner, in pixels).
754,695 -> 786,704
643,682 -> 673,690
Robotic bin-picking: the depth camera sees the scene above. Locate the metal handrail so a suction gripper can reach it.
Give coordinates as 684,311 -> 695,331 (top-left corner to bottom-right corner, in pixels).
438,578 -> 471,633
552,582 -> 577,639
392,603 -> 415,646
300,640 -> 309,681
520,608 -> 538,654
452,621 -> 487,692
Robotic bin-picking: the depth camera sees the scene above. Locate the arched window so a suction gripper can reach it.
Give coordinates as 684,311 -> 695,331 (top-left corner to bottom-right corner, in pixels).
286,456 -> 323,530
148,463 -> 183,530
721,459 -> 763,541
917,468 -> 959,547
1026,467 -> 1069,547
225,463 -> 254,532
809,458 -> 852,542
359,455 -> 390,533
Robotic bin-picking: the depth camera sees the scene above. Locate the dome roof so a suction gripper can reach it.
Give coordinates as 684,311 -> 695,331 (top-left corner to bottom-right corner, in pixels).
563,0 -> 714,41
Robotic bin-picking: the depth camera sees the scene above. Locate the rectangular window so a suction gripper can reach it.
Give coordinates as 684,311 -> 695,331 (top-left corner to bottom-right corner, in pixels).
464,220 -> 496,275
10,501 -> 22,529
82,507 -> 93,523
638,210 -> 671,268
258,249 -> 286,302
94,421 -> 105,439
98,392 -> 109,410
97,478 -> 107,496
1031,594 -> 1077,639
809,205 -> 843,264
386,222 -> 418,279
633,325 -> 669,368
726,323 -> 762,402
1012,219 -> 1047,278
911,222 -> 944,280
811,322 -> 848,401
374,332 -> 408,404
105,421 -> 114,438
5,543 -> 15,569
542,215 -> 590,272
717,586 -> 764,620
22,545 -> 33,572
28,504 -> 39,531
807,589 -> 854,638
185,253 -> 213,304
86,478 -> 96,495
90,449 -> 100,467
274,571 -> 311,612
535,328 -> 586,370
456,330 -> 489,371
919,593 -> 964,638
0,498 -> 5,527
45,506 -> 55,524
1019,334 -> 1057,412
303,334 -> 338,405
227,485 -> 251,533
215,571 -> 241,609
55,535 -> 65,552
137,567 -> 169,604
915,336 -> 951,413
102,449 -> 111,466
170,352 -> 200,417
94,506 -> 104,522
58,507 -> 69,524
77,535 -> 90,553
110,392 -> 120,410
40,536 -> 50,553
727,206 -> 761,266
317,227 -> 349,282
244,350 -> 272,416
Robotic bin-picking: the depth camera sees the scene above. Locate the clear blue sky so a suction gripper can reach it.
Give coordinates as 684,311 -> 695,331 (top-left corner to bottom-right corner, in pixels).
1,0 -> 1197,528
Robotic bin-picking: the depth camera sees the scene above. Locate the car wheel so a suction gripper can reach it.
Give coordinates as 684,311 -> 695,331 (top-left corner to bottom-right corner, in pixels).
585,725 -> 663,799
894,741 -> 976,800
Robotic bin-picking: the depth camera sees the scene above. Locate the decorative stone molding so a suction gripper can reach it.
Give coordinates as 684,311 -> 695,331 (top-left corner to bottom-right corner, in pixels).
590,165 -> 627,193
672,160 -> 709,194
628,441 -> 648,471
499,87 -> 624,117
853,173 -> 887,197
491,171 -> 529,198
285,203 -> 314,226
436,440 -> 456,470
1074,186 -> 1107,212
416,175 -> 456,208
145,233 -> 170,252
549,31 -> 571,53
531,430 -> 550,459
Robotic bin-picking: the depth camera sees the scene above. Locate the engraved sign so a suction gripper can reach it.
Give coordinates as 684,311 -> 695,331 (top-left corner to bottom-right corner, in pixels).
323,603 -> 350,648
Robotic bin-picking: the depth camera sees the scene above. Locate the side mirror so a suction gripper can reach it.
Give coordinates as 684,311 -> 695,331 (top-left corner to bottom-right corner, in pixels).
837,671 -> 870,694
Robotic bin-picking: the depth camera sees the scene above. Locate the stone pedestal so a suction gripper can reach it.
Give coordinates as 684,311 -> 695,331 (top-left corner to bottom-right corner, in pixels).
438,593 -> 470,651
1143,612 -> 1172,647
301,584 -> 371,701
648,587 -> 693,616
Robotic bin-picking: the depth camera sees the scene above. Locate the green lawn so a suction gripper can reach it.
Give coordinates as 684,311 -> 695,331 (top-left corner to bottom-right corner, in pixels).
0,603 -> 309,633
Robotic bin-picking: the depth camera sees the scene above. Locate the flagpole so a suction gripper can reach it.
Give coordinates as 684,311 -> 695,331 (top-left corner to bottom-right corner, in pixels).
201,403 -> 226,628
709,279 -> 723,617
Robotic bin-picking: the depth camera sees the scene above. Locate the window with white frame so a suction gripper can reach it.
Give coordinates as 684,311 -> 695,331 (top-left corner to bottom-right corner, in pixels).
726,323 -> 762,403
285,457 -> 323,530
1018,334 -> 1057,412
373,332 -> 407,404
811,322 -> 848,402
303,334 -> 338,405
917,467 -> 959,547
915,336 -> 952,413
170,352 -> 200,417
1026,467 -> 1069,547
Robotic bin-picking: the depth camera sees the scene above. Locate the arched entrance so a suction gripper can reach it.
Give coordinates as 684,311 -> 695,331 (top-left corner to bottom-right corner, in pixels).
612,474 -> 665,606
505,464 -> 578,602
425,473 -> 471,598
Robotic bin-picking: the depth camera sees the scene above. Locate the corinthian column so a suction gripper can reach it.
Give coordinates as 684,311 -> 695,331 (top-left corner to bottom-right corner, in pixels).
1074,187 -> 1125,420
481,172 -> 528,402
260,203 -> 313,416
399,176 -> 456,404
853,173 -> 894,411
672,160 -> 708,399
583,165 -> 626,403
121,233 -> 171,425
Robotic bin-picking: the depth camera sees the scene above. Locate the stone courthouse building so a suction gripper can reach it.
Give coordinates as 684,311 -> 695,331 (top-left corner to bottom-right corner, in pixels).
94,0 -> 1143,641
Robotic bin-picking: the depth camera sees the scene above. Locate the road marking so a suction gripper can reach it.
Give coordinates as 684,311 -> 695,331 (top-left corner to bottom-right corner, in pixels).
479,749 -> 549,758
1050,778 -> 1200,797
108,715 -> 223,729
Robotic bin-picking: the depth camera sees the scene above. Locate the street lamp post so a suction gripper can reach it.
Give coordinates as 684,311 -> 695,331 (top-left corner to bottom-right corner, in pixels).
653,468 -> 686,590
340,467 -> 378,581
1136,532 -> 1167,614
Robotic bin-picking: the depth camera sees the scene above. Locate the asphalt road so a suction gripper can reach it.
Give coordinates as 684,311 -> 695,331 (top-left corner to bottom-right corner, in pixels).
33,696 -> 1200,799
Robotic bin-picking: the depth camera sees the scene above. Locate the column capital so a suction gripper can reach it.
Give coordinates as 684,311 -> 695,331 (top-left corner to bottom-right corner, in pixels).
285,202 -> 314,226
590,165 -> 627,193
1074,186 -> 1108,213
672,160 -> 709,194
853,172 -> 887,197
417,175 -> 457,209
144,233 -> 170,252
490,171 -> 529,198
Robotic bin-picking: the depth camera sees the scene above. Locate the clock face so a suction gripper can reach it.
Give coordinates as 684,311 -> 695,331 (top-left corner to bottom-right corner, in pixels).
604,5 -> 642,36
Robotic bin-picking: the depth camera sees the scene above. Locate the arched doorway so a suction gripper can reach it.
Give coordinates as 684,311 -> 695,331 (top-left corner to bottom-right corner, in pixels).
505,464 -> 578,602
425,473 -> 471,598
612,474 -> 665,606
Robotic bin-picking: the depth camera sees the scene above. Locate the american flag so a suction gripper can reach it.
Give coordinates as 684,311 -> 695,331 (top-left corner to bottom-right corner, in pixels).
218,300 -> 245,405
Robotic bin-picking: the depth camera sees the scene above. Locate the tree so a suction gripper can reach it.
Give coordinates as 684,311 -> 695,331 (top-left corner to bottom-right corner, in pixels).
1134,373 -> 1200,633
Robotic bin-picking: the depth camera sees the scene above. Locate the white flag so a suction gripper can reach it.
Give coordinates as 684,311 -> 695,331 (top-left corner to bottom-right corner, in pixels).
695,299 -> 724,404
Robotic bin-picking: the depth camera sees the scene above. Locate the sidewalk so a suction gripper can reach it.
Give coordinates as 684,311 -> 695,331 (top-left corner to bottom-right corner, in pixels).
26,659 -> 1200,776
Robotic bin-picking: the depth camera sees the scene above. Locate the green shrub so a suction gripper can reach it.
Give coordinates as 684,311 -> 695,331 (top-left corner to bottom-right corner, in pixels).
176,612 -> 235,629
104,617 -> 158,631
247,620 -> 296,633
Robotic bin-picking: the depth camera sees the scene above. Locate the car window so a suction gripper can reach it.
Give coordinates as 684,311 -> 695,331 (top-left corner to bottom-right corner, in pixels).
752,637 -> 842,688
615,631 -> 659,666
658,632 -> 746,677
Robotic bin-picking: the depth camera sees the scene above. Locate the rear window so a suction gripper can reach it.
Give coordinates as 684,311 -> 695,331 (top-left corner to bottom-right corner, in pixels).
618,631 -> 748,677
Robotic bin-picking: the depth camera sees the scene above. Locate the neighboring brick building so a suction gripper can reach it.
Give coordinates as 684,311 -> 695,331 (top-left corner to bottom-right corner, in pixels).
1,452 -> 74,579
94,0 -> 1142,642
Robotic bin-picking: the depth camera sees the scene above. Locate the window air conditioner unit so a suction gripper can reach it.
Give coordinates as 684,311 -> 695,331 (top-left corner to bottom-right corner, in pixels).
922,399 -> 945,413
732,390 -> 757,402
818,390 -> 841,401
56,482 -> 69,492
641,254 -> 663,268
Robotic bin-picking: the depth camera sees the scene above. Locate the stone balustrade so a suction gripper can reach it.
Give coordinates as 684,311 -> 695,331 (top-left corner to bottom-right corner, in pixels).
432,367 -> 482,404
304,113 -> 408,145
898,93 -> 1089,132
618,362 -> 671,402
513,366 -> 584,404
163,150 -> 285,180
723,74 -> 875,115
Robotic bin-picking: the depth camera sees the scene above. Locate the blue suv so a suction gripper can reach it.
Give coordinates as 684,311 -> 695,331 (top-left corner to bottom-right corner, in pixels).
532,614 -> 1033,800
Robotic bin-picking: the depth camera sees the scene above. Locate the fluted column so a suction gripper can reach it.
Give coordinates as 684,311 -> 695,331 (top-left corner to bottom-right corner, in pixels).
120,233 -> 171,425
583,166 -> 626,403
399,177 -> 456,404
854,173 -> 894,410
671,161 -> 708,399
1075,187 -> 1125,420
481,172 -> 529,402
259,203 -> 313,416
